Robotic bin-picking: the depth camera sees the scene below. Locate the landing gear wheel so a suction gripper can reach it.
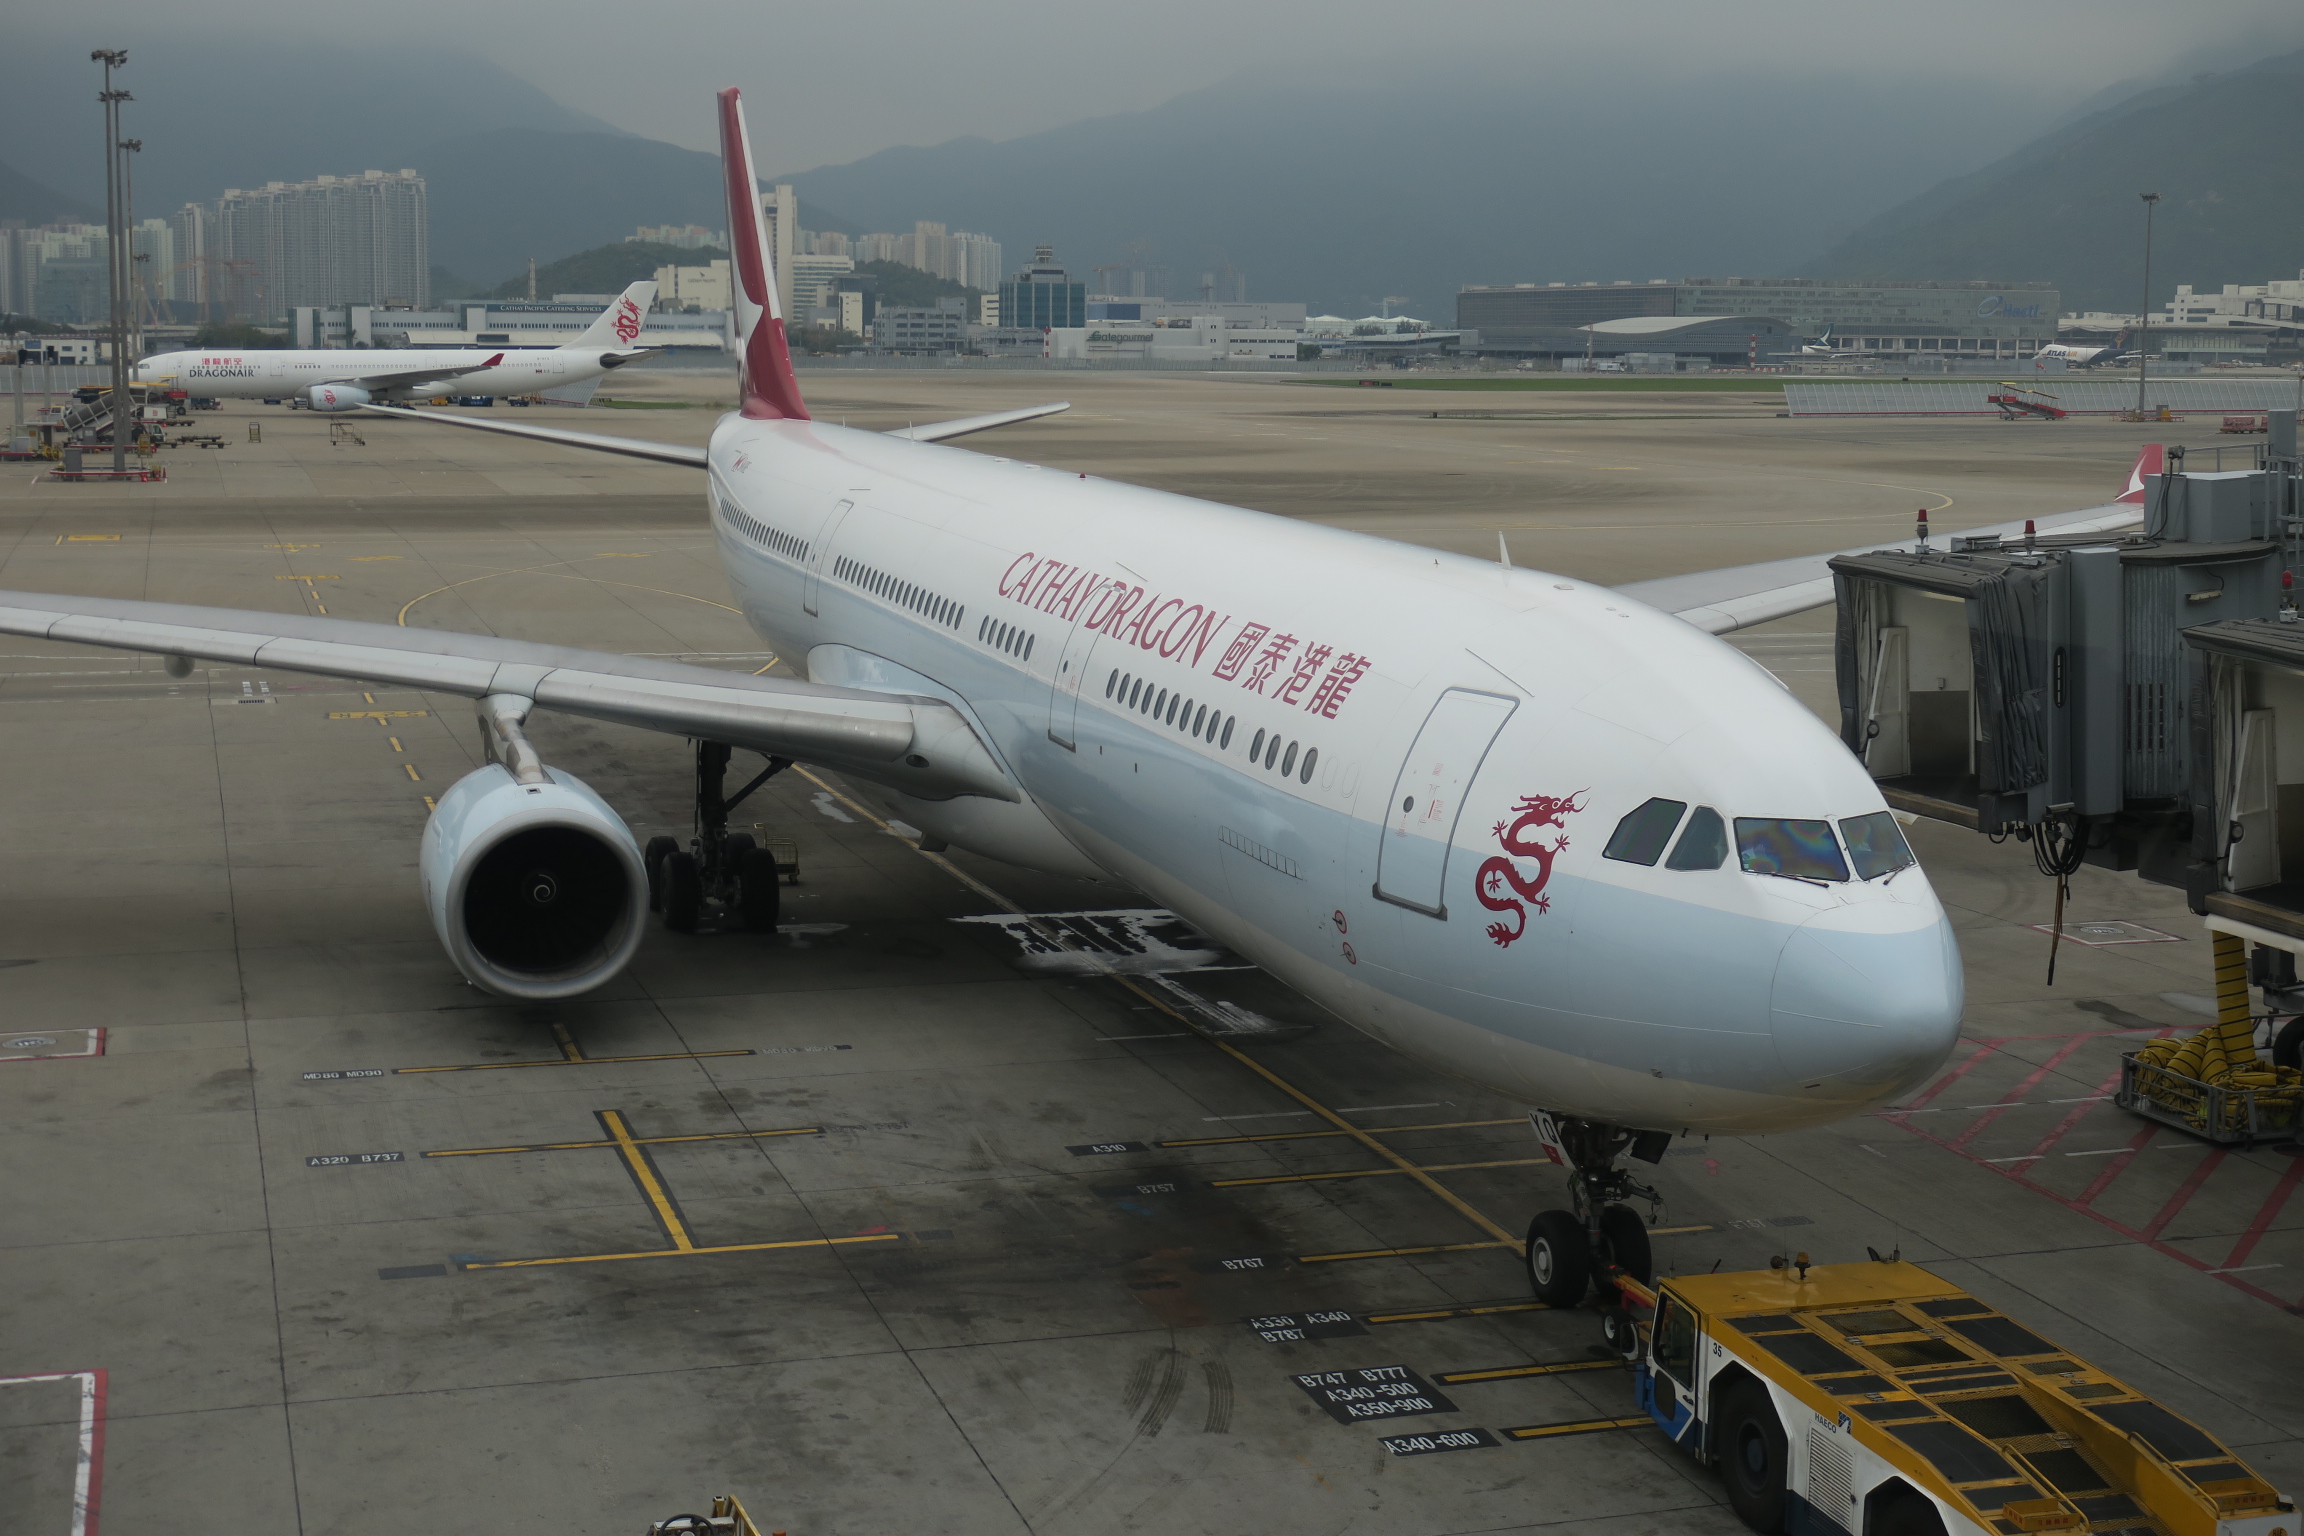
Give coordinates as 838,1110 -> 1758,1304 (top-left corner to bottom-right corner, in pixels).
1599,1305 -> 1640,1361
1715,1375 -> 1789,1533
1597,1203 -> 1652,1285
735,846 -> 782,933
723,831 -> 757,865
662,851 -> 702,933
2275,1015 -> 2304,1072
1525,1209 -> 1591,1307
644,836 -> 677,912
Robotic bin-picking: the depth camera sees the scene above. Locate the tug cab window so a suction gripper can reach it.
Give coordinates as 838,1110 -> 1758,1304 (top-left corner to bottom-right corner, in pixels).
1652,1295 -> 1697,1388
1839,812 -> 1915,880
1664,806 -> 1729,870
1736,818 -> 1850,882
1604,798 -> 1687,866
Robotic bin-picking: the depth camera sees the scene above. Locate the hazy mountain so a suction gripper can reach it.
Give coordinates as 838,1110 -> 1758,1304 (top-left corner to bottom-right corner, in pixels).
769,66 -> 2080,319
1801,49 -> 2304,314
477,238 -> 727,301
0,158 -> 94,226
1,32 -> 631,217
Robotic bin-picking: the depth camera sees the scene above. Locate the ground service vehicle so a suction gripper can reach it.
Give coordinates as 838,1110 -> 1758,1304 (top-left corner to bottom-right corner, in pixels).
1620,1259 -> 2293,1535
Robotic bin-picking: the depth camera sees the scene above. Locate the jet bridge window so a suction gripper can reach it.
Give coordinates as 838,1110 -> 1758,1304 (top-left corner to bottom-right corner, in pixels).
1664,806 -> 1729,870
1736,818 -> 1850,882
1839,811 -> 1915,880
1603,798 -> 1687,866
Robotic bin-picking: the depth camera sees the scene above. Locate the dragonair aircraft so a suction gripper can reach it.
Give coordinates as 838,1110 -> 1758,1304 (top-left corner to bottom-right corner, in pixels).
131,280 -> 661,411
0,92 -> 2167,1300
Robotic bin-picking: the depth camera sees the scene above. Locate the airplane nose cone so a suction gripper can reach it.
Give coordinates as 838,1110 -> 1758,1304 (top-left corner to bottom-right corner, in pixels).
1770,897 -> 1962,1102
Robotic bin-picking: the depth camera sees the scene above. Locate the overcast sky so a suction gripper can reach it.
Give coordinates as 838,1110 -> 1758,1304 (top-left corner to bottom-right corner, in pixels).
52,0 -> 2304,171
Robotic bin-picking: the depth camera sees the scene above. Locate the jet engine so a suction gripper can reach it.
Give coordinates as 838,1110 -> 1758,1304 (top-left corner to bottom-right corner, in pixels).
309,383 -> 371,412
419,762 -> 648,999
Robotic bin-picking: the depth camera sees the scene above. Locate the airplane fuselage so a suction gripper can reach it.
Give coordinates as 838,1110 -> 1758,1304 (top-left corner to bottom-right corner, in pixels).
702,413 -> 1963,1138
134,347 -> 635,399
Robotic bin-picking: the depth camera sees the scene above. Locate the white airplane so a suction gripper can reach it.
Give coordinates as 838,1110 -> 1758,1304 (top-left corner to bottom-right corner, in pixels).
2035,341 -> 2139,368
131,280 -> 661,411
0,91 -> 2164,1300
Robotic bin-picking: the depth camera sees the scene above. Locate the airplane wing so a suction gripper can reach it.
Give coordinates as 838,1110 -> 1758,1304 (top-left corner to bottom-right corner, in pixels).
1618,445 -> 2163,634
0,590 -> 1018,804
363,399 -> 1070,461
361,406 -> 710,467
340,353 -> 508,393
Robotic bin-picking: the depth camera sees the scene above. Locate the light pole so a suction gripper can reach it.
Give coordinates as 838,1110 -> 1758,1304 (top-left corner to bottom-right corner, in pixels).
2136,191 -> 2160,421
92,48 -> 132,472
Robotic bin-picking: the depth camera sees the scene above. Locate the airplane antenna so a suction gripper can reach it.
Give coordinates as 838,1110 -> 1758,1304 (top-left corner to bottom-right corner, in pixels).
1497,531 -> 1512,569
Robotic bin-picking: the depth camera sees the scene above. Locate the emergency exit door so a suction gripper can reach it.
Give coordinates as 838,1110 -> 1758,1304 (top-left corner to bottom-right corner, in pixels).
1374,689 -> 1517,918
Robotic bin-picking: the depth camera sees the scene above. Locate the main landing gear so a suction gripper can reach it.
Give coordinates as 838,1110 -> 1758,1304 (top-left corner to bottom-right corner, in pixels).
644,741 -> 790,934
1524,1116 -> 1669,1308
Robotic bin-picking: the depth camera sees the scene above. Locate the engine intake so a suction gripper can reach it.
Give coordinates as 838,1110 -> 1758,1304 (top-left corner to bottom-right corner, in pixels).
420,763 -> 646,999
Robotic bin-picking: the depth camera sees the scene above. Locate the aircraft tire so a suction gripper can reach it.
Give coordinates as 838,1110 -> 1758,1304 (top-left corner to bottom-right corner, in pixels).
663,852 -> 703,933
1525,1209 -> 1590,1307
1715,1375 -> 1789,1533
644,836 -> 678,911
735,847 -> 782,933
1598,1203 -> 1652,1285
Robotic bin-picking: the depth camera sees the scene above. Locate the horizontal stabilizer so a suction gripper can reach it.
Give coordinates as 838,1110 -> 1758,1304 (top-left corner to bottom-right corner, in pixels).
888,402 -> 1072,443
359,406 -> 707,467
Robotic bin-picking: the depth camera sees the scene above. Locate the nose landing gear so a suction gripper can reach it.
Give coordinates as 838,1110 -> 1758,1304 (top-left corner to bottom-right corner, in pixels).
1523,1116 -> 1668,1307
644,740 -> 791,934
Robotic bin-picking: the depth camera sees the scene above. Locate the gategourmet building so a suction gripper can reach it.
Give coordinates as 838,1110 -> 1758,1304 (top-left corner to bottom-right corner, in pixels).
1458,277 -> 2058,359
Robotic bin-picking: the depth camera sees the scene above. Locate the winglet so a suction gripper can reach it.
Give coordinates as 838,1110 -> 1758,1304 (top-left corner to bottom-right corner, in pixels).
2116,443 -> 2164,504
481,353 -> 504,368
718,87 -> 810,423
571,282 -> 657,349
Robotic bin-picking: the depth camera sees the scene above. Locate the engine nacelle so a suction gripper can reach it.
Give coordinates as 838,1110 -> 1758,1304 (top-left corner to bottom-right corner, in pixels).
309,383 -> 371,412
419,763 -> 647,999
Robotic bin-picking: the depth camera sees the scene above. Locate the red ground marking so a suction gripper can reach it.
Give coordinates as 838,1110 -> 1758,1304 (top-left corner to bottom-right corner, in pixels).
1947,1033 -> 2098,1153
2076,1124 -> 2160,1205
1886,1028 -> 2300,1313
2223,1155 -> 2304,1272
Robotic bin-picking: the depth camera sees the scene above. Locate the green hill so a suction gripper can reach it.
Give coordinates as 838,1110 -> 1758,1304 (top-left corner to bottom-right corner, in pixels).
485,240 -> 729,300
1800,50 -> 2304,314
854,259 -> 980,307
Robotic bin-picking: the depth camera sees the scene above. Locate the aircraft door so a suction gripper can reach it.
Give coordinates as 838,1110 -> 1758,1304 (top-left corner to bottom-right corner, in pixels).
1374,688 -> 1517,918
802,499 -> 853,616
1047,579 -> 1119,750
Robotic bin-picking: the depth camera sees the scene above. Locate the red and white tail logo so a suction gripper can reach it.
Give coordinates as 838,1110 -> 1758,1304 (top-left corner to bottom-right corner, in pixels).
612,297 -> 642,343
2116,443 -> 2164,504
717,87 -> 810,423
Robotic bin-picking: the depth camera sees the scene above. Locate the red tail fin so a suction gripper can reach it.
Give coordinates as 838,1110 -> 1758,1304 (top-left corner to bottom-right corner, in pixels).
2115,443 -> 2164,504
717,87 -> 810,423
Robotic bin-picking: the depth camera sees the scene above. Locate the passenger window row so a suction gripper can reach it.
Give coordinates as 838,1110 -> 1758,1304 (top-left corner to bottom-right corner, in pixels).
837,556 -> 964,630
979,615 -> 1036,660
1247,725 -> 1317,785
1108,667 -> 1239,753
721,501 -> 809,564
1602,798 -> 1915,883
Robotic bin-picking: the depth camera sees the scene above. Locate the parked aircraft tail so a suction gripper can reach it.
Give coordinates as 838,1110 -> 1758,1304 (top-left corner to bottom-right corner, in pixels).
2116,443 -> 2166,505
718,86 -> 810,422
569,281 -> 657,349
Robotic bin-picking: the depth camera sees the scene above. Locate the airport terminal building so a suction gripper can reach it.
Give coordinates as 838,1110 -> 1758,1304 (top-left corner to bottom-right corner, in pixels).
1459,277 -> 2059,360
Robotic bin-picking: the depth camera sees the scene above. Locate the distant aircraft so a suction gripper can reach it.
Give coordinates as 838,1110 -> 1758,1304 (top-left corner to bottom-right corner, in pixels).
0,89 -> 2161,1305
133,281 -> 660,410
2034,341 -> 2139,368
1769,327 -> 1864,361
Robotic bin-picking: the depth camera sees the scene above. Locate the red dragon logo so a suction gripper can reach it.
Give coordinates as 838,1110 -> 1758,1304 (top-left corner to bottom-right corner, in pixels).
1475,791 -> 1586,947
612,299 -> 642,343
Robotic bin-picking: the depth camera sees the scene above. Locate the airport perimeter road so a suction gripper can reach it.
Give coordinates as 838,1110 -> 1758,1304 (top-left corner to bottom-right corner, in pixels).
0,382 -> 2297,1533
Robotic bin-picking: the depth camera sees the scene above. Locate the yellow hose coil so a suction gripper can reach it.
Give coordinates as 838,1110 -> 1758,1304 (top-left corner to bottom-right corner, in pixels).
2131,932 -> 2303,1132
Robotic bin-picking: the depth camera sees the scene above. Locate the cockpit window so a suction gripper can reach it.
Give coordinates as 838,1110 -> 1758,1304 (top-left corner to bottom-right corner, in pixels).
1664,806 -> 1729,870
1736,818 -> 1849,882
1840,812 -> 1915,880
1604,798 -> 1686,866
